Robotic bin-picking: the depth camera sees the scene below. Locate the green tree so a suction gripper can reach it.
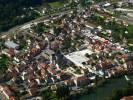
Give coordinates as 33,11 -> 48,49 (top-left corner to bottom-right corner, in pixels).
80,0 -> 92,7
32,23 -> 45,34
0,54 -> 10,75
63,37 -> 72,49
56,85 -> 70,100
0,54 -> 10,67
85,53 -> 90,58
41,89 -> 58,100
54,26 -> 61,36
95,75 -> 99,86
19,39 -> 27,49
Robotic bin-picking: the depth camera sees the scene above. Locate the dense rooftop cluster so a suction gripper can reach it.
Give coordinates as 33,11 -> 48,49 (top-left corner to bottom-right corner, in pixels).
0,0 -> 133,100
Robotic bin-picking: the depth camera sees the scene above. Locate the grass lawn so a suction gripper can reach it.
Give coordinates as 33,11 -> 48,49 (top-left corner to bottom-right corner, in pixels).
127,25 -> 133,51
127,24 -> 133,40
127,24 -> 133,33
49,1 -> 65,8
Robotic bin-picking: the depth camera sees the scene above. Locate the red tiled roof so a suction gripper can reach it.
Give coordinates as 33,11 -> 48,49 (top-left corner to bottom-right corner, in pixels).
31,48 -> 37,53
121,96 -> 133,100
7,48 -> 15,56
38,63 -> 49,69
9,96 -> 15,100
122,54 -> 128,58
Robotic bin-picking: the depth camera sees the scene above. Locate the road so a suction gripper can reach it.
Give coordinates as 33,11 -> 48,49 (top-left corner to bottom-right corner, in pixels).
119,15 -> 133,24
0,9 -> 74,37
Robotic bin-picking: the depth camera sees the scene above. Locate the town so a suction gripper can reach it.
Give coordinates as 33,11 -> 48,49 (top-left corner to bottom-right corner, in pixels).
0,0 -> 133,100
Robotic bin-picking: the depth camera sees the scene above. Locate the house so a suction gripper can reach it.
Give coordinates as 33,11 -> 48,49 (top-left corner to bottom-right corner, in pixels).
20,88 -> 38,100
56,72 -> 72,81
64,79 -> 75,87
47,67 -> 57,76
26,96 -> 42,100
74,76 -> 90,87
120,96 -> 133,100
87,72 -> 96,80
41,49 -> 55,60
103,3 -> 111,7
123,0 -> 133,4
65,49 -> 93,69
5,40 -> 19,49
0,85 -> 15,100
125,54 -> 133,70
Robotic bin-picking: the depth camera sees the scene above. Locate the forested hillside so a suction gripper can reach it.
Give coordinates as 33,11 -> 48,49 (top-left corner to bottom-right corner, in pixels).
0,0 -> 61,32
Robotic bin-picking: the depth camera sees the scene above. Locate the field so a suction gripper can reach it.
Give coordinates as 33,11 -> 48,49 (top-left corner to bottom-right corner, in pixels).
127,24 -> 133,33
49,1 -> 65,8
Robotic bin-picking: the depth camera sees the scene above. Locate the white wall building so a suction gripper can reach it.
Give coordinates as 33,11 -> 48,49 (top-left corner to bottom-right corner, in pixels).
123,0 -> 133,4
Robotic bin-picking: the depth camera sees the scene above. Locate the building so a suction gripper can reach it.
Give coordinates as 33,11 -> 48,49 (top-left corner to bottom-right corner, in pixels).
5,40 -> 19,49
0,85 -> 15,100
65,49 -> 93,69
121,96 -> 133,100
123,0 -> 133,4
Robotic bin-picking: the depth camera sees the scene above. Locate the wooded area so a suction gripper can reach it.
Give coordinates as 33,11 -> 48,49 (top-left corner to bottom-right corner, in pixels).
0,0 -> 61,32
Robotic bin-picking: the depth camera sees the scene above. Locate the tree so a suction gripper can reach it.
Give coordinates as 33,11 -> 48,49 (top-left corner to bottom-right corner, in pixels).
0,39 -> 5,50
19,39 -> 27,50
63,37 -> 72,49
109,84 -> 133,100
0,54 -> 10,67
56,85 -> 70,100
0,0 -> 42,32
32,23 -> 45,34
85,53 -> 90,58
54,26 -> 61,36
95,75 -> 99,86
0,54 -> 10,75
41,89 -> 58,100
80,0 -> 86,7
80,0 -> 92,7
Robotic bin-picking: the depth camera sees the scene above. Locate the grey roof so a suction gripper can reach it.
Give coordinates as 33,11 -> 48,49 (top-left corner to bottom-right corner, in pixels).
44,49 -> 55,55
5,40 -> 19,49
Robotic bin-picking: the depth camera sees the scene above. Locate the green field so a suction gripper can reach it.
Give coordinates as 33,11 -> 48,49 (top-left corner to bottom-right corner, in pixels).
127,24 -> 133,42
127,24 -> 133,33
49,1 -> 65,8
